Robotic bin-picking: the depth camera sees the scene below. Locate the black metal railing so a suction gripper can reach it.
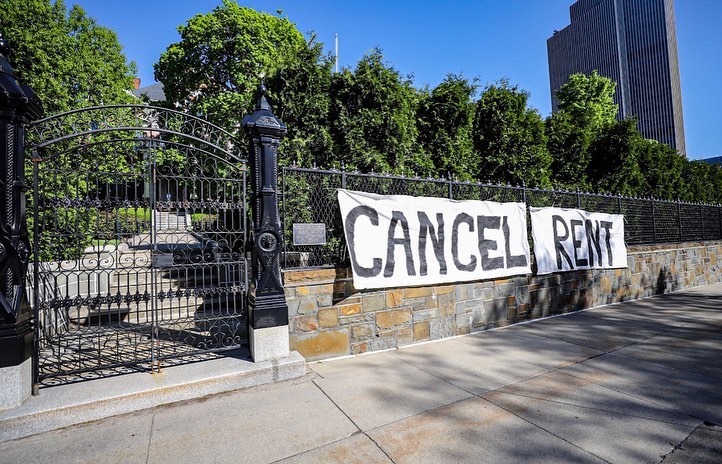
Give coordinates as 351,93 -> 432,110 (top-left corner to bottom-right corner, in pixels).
280,166 -> 722,269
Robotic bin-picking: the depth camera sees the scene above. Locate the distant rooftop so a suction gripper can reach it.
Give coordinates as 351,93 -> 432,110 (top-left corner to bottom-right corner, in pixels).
132,82 -> 165,102
699,156 -> 722,165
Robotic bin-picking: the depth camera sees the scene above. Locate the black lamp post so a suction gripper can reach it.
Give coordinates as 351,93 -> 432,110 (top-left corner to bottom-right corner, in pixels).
0,33 -> 43,407
242,82 -> 289,361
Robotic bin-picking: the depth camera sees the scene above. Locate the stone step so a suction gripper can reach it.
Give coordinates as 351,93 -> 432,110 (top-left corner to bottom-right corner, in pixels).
0,350 -> 306,443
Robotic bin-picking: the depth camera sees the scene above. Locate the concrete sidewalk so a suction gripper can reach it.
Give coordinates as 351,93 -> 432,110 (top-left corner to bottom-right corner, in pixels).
2,283 -> 722,463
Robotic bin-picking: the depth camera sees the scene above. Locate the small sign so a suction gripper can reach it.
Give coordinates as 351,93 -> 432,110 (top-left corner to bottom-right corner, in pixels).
152,253 -> 175,268
293,223 -> 327,246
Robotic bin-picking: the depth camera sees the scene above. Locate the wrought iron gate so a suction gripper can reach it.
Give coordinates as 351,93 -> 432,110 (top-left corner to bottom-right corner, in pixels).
27,105 -> 248,386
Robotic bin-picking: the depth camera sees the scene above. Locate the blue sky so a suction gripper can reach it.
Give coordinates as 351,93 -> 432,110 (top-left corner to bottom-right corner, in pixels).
72,0 -> 720,159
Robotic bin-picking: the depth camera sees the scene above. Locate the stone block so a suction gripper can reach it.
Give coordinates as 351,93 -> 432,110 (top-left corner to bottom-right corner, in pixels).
316,293 -> 333,308
404,287 -> 432,299
437,293 -> 455,316
338,302 -> 362,316
298,296 -> 318,315
455,283 -> 474,301
483,298 -> 508,325
351,341 -> 368,355
339,314 -> 374,325
430,316 -> 454,340
283,268 -> 337,286
412,308 -> 438,322
456,313 -> 472,335
287,297 -> 301,316
413,321 -> 430,341
435,285 -> 454,295
318,308 -> 339,328
369,332 -> 398,351
293,315 -> 318,333
295,286 -> 311,297
376,309 -> 412,330
362,294 -> 387,312
291,329 -> 350,361
351,323 -> 374,340
308,283 -> 335,295
473,286 -> 494,300
397,327 -> 414,345
386,289 -> 403,308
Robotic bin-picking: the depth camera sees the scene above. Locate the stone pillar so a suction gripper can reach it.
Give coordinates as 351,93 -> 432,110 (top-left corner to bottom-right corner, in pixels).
242,83 -> 289,362
0,33 -> 42,408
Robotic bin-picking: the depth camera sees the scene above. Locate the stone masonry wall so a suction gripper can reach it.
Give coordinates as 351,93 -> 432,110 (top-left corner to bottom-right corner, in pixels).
285,241 -> 722,361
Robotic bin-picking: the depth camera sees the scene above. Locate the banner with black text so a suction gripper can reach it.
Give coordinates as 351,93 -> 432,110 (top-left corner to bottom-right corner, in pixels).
530,207 -> 627,275
338,189 -> 531,290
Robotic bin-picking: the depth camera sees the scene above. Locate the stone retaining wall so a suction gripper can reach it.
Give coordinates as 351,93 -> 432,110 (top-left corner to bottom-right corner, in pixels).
285,241 -> 722,361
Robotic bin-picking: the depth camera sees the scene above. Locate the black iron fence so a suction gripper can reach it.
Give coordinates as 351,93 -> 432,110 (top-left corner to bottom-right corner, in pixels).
280,166 -> 722,269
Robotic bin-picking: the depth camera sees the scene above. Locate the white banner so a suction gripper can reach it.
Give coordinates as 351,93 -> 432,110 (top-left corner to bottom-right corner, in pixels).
338,189 -> 531,290
530,207 -> 627,275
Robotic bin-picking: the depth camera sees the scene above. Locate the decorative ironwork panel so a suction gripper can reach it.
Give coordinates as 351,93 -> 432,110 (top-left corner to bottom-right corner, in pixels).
280,168 -> 344,268
28,106 -> 248,387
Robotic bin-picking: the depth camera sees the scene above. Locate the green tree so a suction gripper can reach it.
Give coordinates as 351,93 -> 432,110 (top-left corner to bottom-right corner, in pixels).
546,111 -> 593,190
328,50 -> 429,176
472,81 -> 551,188
155,1 -> 306,129
681,161 -> 722,204
266,37 -> 334,167
637,139 -> 686,200
0,0 -> 136,113
555,70 -> 618,132
547,71 -> 619,190
416,74 -> 477,180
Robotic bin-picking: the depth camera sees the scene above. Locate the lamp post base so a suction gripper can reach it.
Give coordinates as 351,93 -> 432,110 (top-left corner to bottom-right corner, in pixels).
249,325 -> 290,363
0,357 -> 32,409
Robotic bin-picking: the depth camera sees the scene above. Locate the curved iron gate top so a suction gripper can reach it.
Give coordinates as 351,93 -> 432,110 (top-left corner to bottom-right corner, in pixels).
29,104 -> 244,162
27,104 -> 250,387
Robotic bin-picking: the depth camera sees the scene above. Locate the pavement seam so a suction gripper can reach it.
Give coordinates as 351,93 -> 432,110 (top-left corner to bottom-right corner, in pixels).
476,395 -> 613,464
308,379 -> 397,463
482,390 -> 700,428
145,413 -> 155,464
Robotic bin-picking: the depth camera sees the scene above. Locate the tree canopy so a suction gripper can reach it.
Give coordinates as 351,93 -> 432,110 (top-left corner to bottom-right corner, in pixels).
473,81 -> 551,188
0,0 -> 136,114
155,0 -> 307,128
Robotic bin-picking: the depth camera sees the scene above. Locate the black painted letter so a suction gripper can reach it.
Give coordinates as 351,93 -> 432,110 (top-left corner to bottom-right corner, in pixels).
452,213 -> 477,272
418,212 -> 447,276
345,205 -> 382,277
477,216 -> 503,271
503,216 -> 528,268
552,215 -> 573,270
384,211 -> 416,277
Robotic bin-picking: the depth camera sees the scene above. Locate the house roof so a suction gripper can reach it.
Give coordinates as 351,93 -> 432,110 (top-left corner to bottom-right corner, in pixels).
132,82 -> 166,102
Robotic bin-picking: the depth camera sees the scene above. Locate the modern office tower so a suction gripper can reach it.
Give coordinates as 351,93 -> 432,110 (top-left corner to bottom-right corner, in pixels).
548,0 -> 686,156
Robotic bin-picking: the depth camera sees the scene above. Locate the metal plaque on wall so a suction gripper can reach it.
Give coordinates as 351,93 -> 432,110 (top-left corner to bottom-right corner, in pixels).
293,223 -> 327,246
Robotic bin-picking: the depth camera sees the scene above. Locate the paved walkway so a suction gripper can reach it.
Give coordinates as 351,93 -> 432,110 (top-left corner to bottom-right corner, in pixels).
2,283 -> 722,463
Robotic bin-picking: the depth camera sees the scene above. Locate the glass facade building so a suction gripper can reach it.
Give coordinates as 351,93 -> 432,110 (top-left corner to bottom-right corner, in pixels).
548,0 -> 686,156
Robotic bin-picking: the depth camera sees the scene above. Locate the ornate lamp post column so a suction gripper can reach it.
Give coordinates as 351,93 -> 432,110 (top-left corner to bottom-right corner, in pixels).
0,33 -> 42,408
243,83 -> 290,362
